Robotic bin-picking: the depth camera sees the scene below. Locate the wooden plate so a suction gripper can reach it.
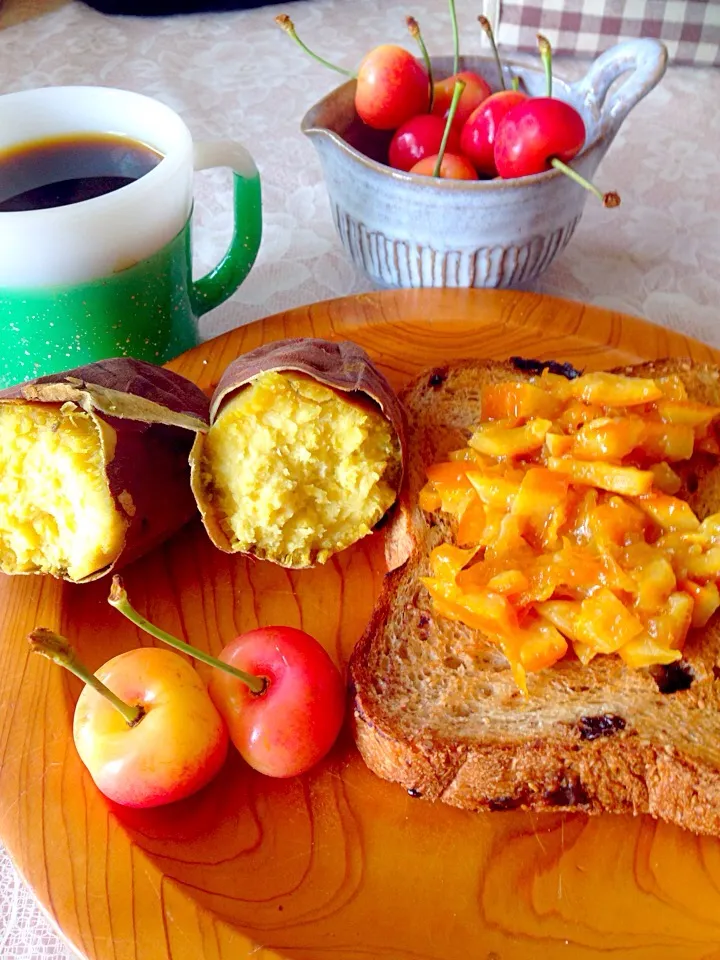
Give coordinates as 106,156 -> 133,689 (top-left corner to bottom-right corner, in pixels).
2,289 -> 720,960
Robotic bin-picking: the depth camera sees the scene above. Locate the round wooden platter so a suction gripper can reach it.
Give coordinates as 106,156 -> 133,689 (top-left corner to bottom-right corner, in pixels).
2,289 -> 720,960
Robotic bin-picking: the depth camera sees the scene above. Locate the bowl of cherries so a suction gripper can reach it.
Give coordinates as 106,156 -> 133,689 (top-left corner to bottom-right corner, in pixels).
279,10 -> 667,290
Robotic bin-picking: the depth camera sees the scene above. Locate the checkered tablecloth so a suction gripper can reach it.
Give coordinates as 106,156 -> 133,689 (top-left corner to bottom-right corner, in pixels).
480,0 -> 719,65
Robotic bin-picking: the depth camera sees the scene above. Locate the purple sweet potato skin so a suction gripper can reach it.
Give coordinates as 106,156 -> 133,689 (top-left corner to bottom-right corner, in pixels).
98,414 -> 200,577
210,339 -> 407,447
0,357 -> 210,425
0,358 -> 210,582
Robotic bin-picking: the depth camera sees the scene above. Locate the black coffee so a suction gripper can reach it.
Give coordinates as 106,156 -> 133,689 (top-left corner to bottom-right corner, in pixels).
0,132 -> 163,212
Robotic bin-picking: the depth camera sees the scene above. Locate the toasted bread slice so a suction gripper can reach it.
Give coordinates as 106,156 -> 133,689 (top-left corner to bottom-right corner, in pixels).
349,357 -> 720,836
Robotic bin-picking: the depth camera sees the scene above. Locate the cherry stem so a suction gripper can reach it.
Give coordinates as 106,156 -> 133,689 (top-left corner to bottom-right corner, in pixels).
274,14 -> 356,79
511,75 -> 520,92
108,576 -> 266,695
407,16 -> 434,111
478,15 -> 505,90
537,33 -> 552,97
449,0 -> 460,76
550,157 -> 621,208
28,628 -> 144,727
433,78 -> 465,177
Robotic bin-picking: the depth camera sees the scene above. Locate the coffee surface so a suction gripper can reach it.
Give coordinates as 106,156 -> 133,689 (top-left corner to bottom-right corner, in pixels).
0,133 -> 163,212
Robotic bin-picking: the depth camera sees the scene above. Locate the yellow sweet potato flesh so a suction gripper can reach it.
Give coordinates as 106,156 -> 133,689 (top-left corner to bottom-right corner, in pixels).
202,371 -> 400,566
0,403 -> 127,581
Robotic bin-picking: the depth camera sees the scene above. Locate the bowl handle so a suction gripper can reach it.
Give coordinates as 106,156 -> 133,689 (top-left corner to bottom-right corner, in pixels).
570,38 -> 668,140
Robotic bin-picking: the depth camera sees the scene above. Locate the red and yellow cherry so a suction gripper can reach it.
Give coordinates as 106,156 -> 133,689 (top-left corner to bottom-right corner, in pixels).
491,34 -> 620,206
29,631 -> 229,808
209,626 -> 345,779
432,71 -> 491,131
411,153 -> 478,180
460,90 -> 529,176
461,16 -> 526,177
410,79 -> 478,181
493,97 -> 586,178
109,577 -> 346,780
274,16 -> 428,132
356,44 -> 429,130
494,35 -> 585,178
389,114 -> 460,172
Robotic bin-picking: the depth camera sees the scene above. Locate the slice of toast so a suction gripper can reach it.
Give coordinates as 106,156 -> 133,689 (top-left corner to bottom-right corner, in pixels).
349,357 -> 720,836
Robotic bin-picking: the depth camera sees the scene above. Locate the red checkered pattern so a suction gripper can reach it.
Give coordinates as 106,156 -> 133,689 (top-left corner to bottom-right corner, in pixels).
480,0 -> 719,66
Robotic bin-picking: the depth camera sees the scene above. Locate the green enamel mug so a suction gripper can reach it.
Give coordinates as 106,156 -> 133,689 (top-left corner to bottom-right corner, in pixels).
0,85 -> 262,388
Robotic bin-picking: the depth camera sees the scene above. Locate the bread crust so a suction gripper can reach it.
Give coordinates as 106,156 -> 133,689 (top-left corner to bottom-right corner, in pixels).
349,357 -> 720,836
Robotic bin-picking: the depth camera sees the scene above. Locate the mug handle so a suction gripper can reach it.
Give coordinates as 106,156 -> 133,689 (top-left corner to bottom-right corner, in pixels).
570,38 -> 668,141
190,141 -> 262,317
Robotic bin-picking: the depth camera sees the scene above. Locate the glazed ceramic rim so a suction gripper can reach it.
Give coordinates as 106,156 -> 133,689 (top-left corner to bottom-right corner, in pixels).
301,58 -> 607,193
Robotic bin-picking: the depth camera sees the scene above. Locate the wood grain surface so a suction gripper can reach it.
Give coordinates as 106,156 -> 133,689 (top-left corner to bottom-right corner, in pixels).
2,289 -> 720,960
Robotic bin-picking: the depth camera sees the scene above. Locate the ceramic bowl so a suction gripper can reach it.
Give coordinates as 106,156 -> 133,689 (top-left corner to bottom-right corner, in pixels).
301,39 -> 667,289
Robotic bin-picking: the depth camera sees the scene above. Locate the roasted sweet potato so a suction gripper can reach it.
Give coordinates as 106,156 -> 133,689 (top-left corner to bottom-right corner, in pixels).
190,338 -> 405,568
0,358 -> 210,582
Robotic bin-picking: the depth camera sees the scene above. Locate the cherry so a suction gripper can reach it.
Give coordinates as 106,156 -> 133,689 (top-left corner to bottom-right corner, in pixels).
412,153 -> 478,180
209,626 -> 345,779
461,90 -> 528,177
432,71 -> 492,132
461,17 -> 527,177
389,114 -> 460,172
431,1 -> 490,133
275,15 -> 429,132
356,44 -> 430,130
494,35 -> 581,179
30,631 -> 229,808
109,577 -> 346,779
493,34 -> 620,207
411,79 -> 478,181
493,96 -> 583,177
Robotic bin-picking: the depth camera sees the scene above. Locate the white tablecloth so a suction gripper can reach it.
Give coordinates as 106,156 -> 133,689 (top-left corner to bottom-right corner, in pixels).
0,1 -> 718,955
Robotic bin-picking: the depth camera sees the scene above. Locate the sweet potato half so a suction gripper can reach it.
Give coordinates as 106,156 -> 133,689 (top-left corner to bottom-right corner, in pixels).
190,338 -> 406,568
0,358 -> 210,583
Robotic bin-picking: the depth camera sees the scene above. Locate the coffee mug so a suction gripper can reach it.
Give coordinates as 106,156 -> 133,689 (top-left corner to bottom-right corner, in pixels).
0,85 -> 262,388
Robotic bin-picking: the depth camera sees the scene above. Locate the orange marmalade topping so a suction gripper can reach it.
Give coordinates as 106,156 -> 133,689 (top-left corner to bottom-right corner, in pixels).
418,370 -> 720,694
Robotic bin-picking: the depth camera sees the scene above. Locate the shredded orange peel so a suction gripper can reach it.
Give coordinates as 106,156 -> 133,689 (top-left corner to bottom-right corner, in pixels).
418,370 -> 720,694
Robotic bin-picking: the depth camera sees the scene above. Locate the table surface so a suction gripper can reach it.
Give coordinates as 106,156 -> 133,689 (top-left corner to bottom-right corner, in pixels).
0,1 -> 718,956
